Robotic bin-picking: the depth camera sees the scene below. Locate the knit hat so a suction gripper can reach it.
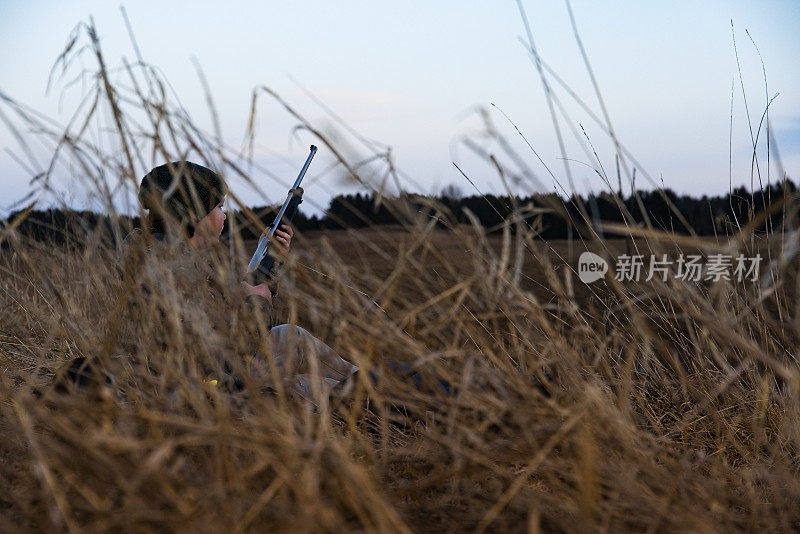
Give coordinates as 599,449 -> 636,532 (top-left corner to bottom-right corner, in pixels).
139,161 -> 225,235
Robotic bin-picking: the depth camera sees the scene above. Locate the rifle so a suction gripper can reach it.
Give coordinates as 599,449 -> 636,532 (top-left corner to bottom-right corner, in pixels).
247,145 -> 317,290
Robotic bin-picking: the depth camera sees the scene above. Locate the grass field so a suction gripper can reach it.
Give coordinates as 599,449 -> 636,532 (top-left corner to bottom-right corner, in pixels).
2,222 -> 798,532
1,15 -> 798,531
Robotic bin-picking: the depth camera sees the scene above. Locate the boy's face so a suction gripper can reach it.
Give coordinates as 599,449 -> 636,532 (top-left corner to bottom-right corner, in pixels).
195,202 -> 226,242
208,203 -> 226,238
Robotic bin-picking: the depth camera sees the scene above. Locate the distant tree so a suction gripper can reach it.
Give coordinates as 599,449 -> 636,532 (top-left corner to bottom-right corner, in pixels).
3,179 -> 797,244
440,183 -> 463,201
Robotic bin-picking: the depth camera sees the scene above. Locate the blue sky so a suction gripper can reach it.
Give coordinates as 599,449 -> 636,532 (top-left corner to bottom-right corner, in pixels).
1,0 -> 798,214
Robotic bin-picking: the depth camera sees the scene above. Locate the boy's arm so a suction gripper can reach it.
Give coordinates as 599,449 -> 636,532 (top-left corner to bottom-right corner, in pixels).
241,281 -> 275,329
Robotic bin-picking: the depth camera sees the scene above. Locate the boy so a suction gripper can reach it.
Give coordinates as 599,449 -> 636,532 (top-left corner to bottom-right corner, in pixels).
62,161 -> 357,398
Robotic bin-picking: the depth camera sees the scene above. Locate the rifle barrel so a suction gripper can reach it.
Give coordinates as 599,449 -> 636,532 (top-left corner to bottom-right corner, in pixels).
247,145 -> 317,273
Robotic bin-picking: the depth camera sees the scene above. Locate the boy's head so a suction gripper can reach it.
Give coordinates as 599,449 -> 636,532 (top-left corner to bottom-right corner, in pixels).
139,161 -> 226,238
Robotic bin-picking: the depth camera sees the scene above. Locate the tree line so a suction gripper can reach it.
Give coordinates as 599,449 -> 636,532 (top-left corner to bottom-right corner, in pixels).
2,180 -> 796,248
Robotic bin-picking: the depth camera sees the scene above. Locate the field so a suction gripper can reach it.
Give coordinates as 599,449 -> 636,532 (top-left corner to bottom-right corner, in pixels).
1,16 -> 798,532
2,223 -> 799,533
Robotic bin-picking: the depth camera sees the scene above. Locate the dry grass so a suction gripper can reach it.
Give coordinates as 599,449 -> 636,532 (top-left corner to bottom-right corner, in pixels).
2,226 -> 799,532
1,15 -> 800,534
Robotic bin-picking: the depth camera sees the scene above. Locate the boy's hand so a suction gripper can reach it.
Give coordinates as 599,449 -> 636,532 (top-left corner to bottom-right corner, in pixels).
273,224 -> 293,255
241,281 -> 272,304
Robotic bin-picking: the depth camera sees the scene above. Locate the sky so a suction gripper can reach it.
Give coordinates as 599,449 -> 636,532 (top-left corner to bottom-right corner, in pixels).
1,0 -> 798,216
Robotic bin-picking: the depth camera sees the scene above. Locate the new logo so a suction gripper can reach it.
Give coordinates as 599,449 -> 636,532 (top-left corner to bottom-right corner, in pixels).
578,251 -> 608,284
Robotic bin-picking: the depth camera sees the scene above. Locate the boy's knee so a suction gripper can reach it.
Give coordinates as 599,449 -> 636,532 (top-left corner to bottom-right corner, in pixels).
270,323 -> 309,341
